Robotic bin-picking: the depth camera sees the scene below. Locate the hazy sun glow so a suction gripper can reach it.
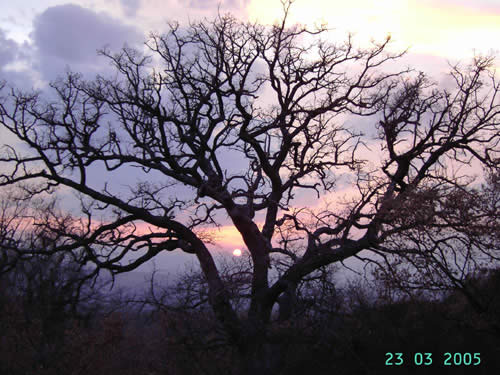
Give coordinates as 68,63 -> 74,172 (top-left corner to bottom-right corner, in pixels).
233,248 -> 242,257
246,0 -> 500,60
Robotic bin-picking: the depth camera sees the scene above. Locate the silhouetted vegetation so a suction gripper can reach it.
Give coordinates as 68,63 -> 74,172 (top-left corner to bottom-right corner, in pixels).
1,0 -> 499,372
1,260 -> 499,374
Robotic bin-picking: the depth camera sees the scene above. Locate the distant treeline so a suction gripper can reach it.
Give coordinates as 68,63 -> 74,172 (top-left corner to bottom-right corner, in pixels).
0,260 -> 499,375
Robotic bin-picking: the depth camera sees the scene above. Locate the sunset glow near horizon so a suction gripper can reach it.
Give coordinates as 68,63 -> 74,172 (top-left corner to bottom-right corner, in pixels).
0,0 -> 498,256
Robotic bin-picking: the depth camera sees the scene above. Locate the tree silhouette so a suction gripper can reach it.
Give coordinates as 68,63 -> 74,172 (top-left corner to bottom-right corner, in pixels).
0,190 -> 111,373
0,2 -> 499,373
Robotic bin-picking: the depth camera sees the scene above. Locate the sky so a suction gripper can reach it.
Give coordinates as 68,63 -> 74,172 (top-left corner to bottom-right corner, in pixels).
0,0 -> 499,273
2,0 -> 499,88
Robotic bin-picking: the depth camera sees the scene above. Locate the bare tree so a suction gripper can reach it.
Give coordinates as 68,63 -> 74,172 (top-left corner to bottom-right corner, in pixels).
372,167 -> 500,309
0,2 -> 499,373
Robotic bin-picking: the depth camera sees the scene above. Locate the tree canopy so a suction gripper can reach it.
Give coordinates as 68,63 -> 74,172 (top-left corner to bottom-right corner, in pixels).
0,3 -> 499,373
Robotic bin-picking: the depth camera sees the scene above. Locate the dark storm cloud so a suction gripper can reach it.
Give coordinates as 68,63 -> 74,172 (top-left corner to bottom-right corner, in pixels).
31,4 -> 144,81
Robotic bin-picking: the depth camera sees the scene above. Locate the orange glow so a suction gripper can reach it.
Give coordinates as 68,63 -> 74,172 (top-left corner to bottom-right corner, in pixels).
94,221 -> 249,254
213,224 -> 246,249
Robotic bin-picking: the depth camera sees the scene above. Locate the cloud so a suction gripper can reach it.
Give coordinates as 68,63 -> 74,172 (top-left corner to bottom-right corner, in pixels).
421,0 -> 500,13
120,0 -> 141,16
0,27 -> 37,93
246,0 -> 500,61
185,0 -> 249,10
0,29 -> 18,69
30,4 -> 144,81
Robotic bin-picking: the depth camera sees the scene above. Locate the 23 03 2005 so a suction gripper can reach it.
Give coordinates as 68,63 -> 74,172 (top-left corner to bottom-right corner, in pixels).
385,352 -> 481,366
